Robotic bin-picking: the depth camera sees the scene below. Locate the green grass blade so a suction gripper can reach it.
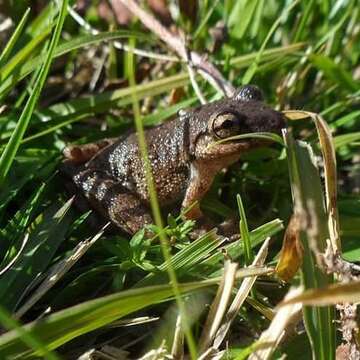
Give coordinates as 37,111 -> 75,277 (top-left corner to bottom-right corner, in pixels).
228,0 -> 260,40
309,54 -> 359,92
0,198 -> 73,312
0,30 -> 149,98
19,98 -> 196,145
20,113 -> 91,144
315,3 -> 353,49
0,8 -> 30,67
0,305 -> 60,360
292,0 -> 315,42
135,229 -> 225,287
203,219 -> 283,268
0,0 -> 68,185
242,0 -> 299,84
237,194 -> 254,265
55,30 -> 149,57
0,183 -> 45,259
127,39 -> 198,358
26,3 -> 56,38
228,43 -> 304,68
142,97 -> 197,125
330,110 -> 360,128
193,0 -> 221,39
211,132 -> 284,148
334,132 -> 360,149
43,72 -> 189,118
0,269 -> 269,359
284,131 -> 335,360
0,25 -> 51,81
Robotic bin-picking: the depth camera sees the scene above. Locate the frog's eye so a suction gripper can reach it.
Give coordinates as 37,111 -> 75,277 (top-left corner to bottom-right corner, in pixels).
233,85 -> 264,102
211,112 -> 242,139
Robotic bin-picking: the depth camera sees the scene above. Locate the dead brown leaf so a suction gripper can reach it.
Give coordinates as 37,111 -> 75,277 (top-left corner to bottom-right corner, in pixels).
275,214 -> 303,282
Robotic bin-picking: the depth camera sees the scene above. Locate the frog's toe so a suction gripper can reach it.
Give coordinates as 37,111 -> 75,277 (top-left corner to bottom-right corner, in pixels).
217,216 -> 240,239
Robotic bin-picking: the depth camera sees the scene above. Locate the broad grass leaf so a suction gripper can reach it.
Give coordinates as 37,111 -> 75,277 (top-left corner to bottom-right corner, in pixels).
0,268 -> 270,359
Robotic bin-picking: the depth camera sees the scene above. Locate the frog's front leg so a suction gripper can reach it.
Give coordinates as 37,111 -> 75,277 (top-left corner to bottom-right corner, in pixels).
73,169 -> 153,234
181,161 -> 216,220
182,161 -> 240,239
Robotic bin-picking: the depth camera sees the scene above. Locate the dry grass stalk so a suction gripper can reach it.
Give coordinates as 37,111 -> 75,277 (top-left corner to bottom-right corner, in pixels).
212,237 -> 271,350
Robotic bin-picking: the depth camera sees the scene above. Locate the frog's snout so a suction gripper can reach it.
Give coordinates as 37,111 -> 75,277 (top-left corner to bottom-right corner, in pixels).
244,108 -> 287,135
266,111 -> 287,134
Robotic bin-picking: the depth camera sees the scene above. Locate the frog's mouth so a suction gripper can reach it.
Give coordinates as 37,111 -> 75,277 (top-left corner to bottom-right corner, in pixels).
194,134 -> 263,160
213,132 -> 284,147
198,132 -> 285,161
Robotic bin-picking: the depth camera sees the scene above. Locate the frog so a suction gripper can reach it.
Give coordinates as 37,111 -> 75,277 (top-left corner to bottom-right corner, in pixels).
61,85 -> 286,236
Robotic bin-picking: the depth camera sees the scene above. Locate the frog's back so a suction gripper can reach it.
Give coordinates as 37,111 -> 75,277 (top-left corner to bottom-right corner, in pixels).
90,118 -> 190,205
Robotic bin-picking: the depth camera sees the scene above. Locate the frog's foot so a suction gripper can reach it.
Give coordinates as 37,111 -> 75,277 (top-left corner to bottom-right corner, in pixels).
188,216 -> 218,240
73,169 -> 153,235
218,216 -> 240,240
189,216 -> 240,241
63,138 -> 117,165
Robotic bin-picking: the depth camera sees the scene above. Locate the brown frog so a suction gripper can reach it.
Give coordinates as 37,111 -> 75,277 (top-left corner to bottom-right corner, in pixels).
61,85 -> 285,235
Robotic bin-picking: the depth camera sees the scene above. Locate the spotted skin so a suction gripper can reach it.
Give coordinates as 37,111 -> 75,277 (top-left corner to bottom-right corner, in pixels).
61,85 -> 286,235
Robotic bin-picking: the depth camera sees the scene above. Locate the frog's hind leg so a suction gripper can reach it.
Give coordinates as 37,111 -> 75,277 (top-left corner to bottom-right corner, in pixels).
73,169 -> 153,235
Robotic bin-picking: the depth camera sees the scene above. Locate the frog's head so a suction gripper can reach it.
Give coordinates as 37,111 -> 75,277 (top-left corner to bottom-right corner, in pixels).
189,85 -> 286,160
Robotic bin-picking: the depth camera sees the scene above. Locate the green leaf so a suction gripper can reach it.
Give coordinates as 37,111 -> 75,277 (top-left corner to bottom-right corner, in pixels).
292,0 -> 315,42
229,43 -> 304,68
135,229 -> 224,287
202,219 -> 283,268
242,0 -> 299,84
211,132 -> 284,148
331,110 -> 360,128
